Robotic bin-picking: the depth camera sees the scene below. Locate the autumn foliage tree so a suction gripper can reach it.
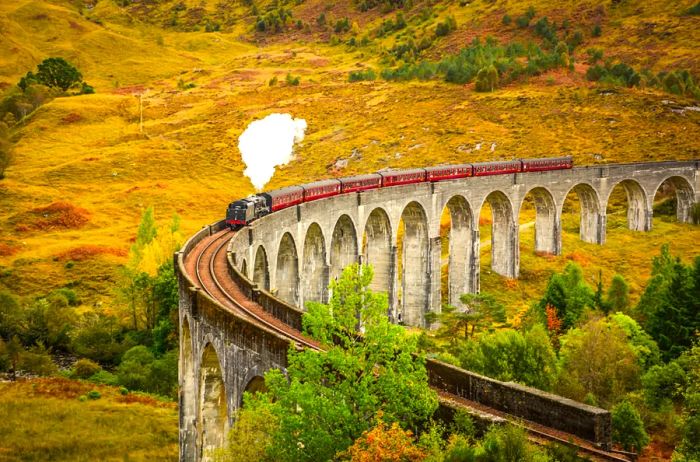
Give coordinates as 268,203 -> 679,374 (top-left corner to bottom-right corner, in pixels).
340,413 -> 425,462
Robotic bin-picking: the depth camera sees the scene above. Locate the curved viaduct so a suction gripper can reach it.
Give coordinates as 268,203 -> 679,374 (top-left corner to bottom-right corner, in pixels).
178,160 -> 699,462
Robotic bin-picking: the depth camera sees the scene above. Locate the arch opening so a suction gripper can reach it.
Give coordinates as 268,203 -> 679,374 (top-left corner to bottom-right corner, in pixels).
440,196 -> 475,307
181,317 -> 196,460
275,233 -> 299,305
302,223 -> 328,306
652,176 -> 696,224
199,343 -> 227,462
606,179 -> 650,232
330,215 -> 358,283
480,191 -> 517,279
362,208 -> 393,299
240,259 -> 248,279
253,246 -> 270,291
518,187 -> 559,256
398,202 -> 429,327
561,184 -> 602,244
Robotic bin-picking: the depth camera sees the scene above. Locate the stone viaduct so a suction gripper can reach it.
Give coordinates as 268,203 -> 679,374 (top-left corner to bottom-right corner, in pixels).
178,160 -> 699,461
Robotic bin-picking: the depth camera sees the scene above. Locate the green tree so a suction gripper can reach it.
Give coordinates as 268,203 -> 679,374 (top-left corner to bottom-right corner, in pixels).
538,262 -> 594,329
672,343 -> 700,461
641,361 -> 686,410
611,400 -> 649,452
556,317 -> 640,407
212,397 -> 278,462
34,58 -> 82,91
459,324 -> 558,391
606,274 -> 630,313
609,312 -> 660,370
428,293 -> 506,343
638,249 -> 699,361
0,291 -> 23,340
250,264 -> 438,462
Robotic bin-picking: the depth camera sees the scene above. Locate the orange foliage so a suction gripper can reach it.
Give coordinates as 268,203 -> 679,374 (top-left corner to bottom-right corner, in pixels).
24,201 -> 90,230
57,245 -> 127,261
545,305 -> 562,334
342,415 -> 425,462
0,242 -> 17,256
61,113 -> 83,124
504,278 -> 518,289
565,251 -> 590,266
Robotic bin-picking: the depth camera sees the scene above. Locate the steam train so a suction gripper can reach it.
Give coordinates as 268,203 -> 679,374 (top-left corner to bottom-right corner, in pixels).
226,156 -> 573,228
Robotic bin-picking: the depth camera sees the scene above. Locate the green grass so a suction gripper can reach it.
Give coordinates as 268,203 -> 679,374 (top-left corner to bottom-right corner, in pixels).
0,378 -> 178,462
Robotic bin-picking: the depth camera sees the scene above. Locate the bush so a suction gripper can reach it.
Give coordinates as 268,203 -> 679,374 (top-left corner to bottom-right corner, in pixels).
19,344 -> 58,376
71,358 -> 102,379
435,16 -> 457,37
592,23 -> 602,37
348,68 -> 377,82
687,2 -> 700,15
285,73 -> 300,86
642,362 -> 686,410
611,400 -> 649,452
502,14 -> 512,26
87,390 -> 101,400
475,65 -> 499,92
90,370 -> 119,386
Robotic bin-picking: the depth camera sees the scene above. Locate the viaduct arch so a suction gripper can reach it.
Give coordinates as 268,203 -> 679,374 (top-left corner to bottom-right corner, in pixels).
179,160 -> 699,461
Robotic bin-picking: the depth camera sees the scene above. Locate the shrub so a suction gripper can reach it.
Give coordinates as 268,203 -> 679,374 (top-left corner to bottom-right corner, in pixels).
87,390 -> 101,400
90,370 -> 119,386
285,73 -> 300,86
611,400 -> 649,452
19,344 -> 58,376
269,76 -> 277,86
687,2 -> 700,15
348,68 -> 377,82
72,358 -> 102,379
586,48 -> 603,65
475,65 -> 499,92
435,16 -> 457,37
502,14 -> 512,26
516,15 -> 530,28
592,23 -> 602,36
642,362 -> 687,410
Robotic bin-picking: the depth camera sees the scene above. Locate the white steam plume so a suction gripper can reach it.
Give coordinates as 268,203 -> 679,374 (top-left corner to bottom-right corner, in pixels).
238,113 -> 307,191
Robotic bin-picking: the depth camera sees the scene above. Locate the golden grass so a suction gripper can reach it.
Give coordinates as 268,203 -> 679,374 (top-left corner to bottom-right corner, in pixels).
0,377 -> 177,462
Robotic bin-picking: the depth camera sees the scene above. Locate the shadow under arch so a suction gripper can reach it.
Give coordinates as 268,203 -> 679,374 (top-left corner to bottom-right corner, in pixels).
480,191 -> 517,279
441,195 -> 476,306
606,179 -> 651,232
519,186 -> 559,256
561,183 -> 602,244
302,222 -> 328,305
330,214 -> 359,284
199,343 -> 227,462
399,201 -> 429,327
275,233 -> 299,305
253,245 -> 270,291
362,207 -> 393,298
652,175 -> 696,224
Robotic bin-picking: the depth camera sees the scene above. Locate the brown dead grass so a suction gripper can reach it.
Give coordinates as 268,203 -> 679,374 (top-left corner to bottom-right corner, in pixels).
57,245 -> 127,261
565,250 -> 591,266
0,242 -> 18,256
21,202 -> 90,231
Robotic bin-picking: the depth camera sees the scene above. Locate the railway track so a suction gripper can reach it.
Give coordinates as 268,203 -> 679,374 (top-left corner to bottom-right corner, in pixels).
187,228 -> 319,350
184,228 -> 632,462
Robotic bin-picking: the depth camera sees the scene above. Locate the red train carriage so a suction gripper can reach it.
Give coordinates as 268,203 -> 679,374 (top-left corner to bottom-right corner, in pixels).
340,174 -> 383,193
302,179 -> 342,202
472,160 -> 522,176
260,186 -> 304,212
424,164 -> 473,181
521,156 -> 573,172
379,168 -> 427,187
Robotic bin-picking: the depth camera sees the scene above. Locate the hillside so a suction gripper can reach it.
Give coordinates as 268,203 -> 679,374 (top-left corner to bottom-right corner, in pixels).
0,378 -> 178,461
0,0 -> 699,318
